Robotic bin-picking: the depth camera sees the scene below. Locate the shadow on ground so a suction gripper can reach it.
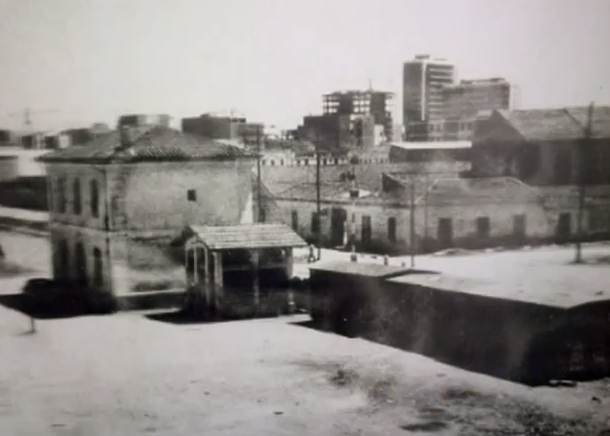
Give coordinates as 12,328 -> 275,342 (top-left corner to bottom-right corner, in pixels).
0,293 -> 94,320
144,309 -> 284,325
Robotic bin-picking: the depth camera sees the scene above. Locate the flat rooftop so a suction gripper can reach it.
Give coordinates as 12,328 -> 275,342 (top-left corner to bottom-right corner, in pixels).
388,272 -> 610,310
310,260 -> 415,279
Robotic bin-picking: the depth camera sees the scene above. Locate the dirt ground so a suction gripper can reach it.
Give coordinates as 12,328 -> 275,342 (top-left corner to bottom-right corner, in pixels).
2,232 -> 610,435
1,306 -> 610,436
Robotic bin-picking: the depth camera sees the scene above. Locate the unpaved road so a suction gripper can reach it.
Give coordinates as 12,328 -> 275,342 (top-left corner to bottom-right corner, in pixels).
1,305 -> 609,435
1,231 -> 610,435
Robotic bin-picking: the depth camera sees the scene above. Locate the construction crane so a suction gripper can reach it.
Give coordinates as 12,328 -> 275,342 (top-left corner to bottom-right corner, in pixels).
5,108 -> 60,131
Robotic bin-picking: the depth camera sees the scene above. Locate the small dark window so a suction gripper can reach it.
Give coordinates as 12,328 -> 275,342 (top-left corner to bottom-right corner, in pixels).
187,189 -> 197,202
48,179 -> 55,213
58,177 -> 66,213
476,216 -> 491,238
388,217 -> 397,243
93,247 -> 103,288
362,215 -> 372,245
291,210 -> 299,231
73,178 -> 81,214
513,214 -> 526,238
75,241 -> 87,285
90,180 -> 99,218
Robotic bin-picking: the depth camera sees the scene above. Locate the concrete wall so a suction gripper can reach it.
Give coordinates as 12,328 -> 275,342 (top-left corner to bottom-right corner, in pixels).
271,196 -> 556,253
45,159 -> 256,231
0,156 -> 19,181
122,160 -> 255,229
50,224 -> 185,297
310,265 -> 610,383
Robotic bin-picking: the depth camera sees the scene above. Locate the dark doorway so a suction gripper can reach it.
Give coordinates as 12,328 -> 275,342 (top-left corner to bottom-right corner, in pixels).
437,218 -> 454,249
75,241 -> 87,287
512,214 -> 527,244
387,217 -> 397,244
361,215 -> 372,247
291,210 -> 298,232
556,212 -> 572,242
330,208 -> 347,247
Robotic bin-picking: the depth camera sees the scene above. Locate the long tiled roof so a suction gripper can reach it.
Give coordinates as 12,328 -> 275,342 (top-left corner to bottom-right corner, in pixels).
270,173 -> 543,206
187,224 -> 307,250
37,126 -> 254,163
501,106 -> 610,142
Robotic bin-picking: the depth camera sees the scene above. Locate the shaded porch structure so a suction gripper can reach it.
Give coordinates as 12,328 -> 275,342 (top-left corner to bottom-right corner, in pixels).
182,224 -> 307,318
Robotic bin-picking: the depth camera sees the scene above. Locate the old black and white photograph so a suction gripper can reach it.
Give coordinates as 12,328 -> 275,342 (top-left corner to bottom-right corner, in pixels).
1,0 -> 609,434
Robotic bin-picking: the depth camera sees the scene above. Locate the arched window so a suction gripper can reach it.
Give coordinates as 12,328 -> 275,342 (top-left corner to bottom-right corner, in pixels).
73,178 -> 81,214
90,180 -> 99,218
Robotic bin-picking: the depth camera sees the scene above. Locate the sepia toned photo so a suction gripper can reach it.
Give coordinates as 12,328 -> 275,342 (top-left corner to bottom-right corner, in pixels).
0,0 -> 609,434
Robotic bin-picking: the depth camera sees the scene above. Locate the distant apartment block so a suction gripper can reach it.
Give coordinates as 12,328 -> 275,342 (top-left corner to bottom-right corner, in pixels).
403,54 -> 455,123
181,113 -> 263,147
405,112 -> 491,142
322,89 -> 394,142
442,78 -> 519,119
301,113 -> 377,150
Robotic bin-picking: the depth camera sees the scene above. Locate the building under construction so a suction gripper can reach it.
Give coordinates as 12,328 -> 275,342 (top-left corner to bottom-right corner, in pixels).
322,90 -> 395,142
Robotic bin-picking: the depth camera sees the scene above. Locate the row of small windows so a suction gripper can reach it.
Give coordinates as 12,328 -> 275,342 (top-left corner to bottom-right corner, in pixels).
261,157 -> 388,166
54,177 -> 99,217
56,239 -> 103,288
300,211 -> 527,243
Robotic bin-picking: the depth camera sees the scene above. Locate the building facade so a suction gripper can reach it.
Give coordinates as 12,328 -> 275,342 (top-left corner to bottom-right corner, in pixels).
39,116 -> 258,306
181,113 -> 263,148
322,90 -> 394,142
264,174 -> 610,255
471,106 -> 610,186
442,78 -> 518,119
403,55 -> 455,124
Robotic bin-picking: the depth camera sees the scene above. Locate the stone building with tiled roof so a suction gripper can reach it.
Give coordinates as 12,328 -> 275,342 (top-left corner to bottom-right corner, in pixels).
472,106 -> 610,186
37,115 -> 259,308
262,165 -> 610,254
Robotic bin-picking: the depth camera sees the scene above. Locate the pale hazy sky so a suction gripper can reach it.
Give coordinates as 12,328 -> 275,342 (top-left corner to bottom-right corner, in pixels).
0,0 -> 609,131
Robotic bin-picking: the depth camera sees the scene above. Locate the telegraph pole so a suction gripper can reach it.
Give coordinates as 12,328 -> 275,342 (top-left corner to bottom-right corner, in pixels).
575,102 -> 594,263
409,175 -> 416,268
316,135 -> 322,260
256,126 -> 264,223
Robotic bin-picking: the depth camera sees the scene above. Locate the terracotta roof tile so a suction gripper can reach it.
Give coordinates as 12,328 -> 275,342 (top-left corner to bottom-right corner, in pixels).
37,126 -> 254,164
502,106 -> 610,141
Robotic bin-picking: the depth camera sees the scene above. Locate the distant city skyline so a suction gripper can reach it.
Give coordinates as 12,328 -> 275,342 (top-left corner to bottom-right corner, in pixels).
0,0 -> 609,132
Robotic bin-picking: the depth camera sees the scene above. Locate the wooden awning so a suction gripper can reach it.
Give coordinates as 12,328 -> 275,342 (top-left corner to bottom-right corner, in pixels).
185,224 -> 307,251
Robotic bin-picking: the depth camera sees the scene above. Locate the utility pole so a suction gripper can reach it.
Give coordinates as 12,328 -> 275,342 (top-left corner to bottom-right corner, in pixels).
575,102 -> 594,263
315,134 -> 322,260
256,126 -> 264,223
409,175 -> 416,268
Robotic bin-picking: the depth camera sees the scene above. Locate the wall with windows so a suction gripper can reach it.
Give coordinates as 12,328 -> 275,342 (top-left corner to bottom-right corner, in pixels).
269,195 -> 601,254
50,224 -> 186,296
45,159 -> 256,232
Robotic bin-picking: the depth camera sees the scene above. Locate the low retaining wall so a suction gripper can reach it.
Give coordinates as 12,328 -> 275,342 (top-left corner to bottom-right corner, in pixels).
309,262 -> 610,384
